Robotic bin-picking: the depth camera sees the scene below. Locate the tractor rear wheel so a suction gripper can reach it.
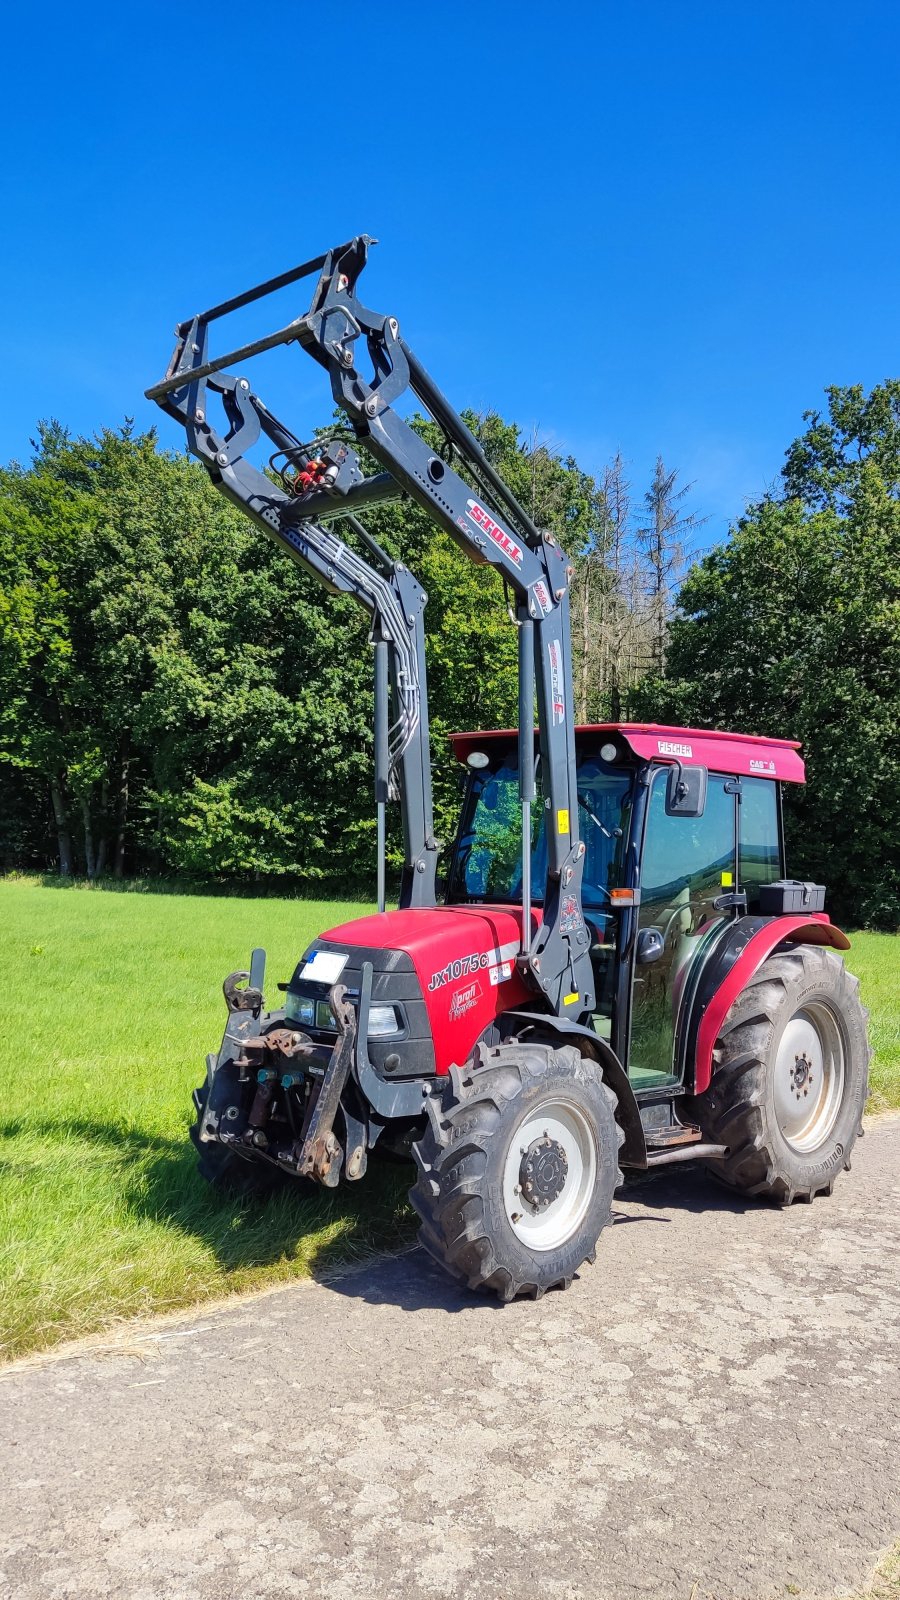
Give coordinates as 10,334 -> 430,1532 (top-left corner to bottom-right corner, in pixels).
690,944 -> 870,1202
189,1082 -> 288,1201
410,1040 -> 623,1300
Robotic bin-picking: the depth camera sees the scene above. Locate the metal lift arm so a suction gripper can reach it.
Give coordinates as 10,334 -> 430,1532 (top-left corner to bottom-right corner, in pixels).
146,237 -> 594,1016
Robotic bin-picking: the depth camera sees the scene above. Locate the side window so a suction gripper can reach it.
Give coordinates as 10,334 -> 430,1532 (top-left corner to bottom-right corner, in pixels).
739,778 -> 781,909
640,771 -> 736,932
630,770 -> 737,1087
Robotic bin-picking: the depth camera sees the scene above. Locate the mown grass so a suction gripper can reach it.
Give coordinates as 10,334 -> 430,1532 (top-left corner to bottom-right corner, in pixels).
0,878 -> 418,1362
848,930 -> 900,1112
1,878 -> 897,1362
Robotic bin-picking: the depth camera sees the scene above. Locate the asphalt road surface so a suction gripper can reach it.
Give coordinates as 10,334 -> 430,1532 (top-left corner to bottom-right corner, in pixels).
2,1116 -> 898,1600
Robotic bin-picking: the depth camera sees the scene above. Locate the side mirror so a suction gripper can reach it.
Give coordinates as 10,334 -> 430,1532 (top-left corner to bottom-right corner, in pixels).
665,762 -> 708,818
636,927 -> 665,965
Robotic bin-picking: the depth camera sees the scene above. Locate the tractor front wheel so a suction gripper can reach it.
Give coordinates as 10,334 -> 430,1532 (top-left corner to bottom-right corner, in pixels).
411,1040 -> 623,1301
690,944 -> 870,1202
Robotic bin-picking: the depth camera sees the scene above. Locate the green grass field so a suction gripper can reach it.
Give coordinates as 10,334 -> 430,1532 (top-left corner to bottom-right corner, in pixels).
1,878 -> 897,1362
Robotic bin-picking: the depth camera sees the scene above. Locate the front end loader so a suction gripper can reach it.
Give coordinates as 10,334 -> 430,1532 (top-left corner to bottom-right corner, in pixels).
147,240 -> 870,1301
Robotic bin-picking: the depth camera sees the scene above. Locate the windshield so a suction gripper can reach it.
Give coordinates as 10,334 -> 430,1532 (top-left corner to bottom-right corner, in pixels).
448,755 -> 633,909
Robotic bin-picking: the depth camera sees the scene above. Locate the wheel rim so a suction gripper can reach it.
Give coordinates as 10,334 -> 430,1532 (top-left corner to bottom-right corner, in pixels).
501,1099 -> 597,1252
774,1001 -> 846,1153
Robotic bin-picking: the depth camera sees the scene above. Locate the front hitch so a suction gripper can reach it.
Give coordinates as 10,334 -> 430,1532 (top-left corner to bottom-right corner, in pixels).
223,979 -> 361,1187
207,953 -> 414,1188
293,984 -> 358,1186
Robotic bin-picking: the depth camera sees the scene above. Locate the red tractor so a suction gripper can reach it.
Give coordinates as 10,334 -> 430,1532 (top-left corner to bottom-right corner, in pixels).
147,239 -> 870,1300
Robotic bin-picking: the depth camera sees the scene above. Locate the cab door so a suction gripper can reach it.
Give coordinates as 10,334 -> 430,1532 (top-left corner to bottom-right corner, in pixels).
628,769 -> 737,1090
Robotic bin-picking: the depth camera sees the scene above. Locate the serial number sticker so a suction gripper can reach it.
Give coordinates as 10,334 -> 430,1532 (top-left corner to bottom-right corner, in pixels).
299,950 -> 348,984
557,808 -> 570,835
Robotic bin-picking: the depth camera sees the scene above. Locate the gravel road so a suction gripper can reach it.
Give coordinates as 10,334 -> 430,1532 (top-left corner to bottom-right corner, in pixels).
2,1116 -> 898,1600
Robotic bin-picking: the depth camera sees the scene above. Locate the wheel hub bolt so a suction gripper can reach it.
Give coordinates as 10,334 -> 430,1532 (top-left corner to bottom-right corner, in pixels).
792,1052 -> 813,1089
519,1136 -> 568,1210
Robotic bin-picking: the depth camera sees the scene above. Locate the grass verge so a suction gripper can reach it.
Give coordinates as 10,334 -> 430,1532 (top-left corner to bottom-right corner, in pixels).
1,879 -> 897,1361
0,879 -> 416,1362
854,1541 -> 900,1599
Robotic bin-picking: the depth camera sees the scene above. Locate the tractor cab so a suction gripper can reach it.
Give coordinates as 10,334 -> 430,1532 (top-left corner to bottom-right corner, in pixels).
448,723 -> 802,1098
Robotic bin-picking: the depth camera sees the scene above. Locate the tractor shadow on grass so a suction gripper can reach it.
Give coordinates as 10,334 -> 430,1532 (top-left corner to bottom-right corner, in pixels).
0,1115 -> 418,1279
2,1116 -> 759,1318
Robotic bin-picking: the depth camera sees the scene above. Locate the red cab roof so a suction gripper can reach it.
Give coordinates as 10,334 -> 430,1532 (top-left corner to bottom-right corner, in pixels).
449,722 -> 805,784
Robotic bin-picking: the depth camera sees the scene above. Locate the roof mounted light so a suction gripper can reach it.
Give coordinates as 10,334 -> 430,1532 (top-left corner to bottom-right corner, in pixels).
466,750 -> 490,769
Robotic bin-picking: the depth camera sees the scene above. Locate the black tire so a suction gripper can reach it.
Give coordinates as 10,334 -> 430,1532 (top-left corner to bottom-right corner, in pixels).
689,944 -> 870,1203
189,1083 -> 289,1201
410,1040 -> 623,1301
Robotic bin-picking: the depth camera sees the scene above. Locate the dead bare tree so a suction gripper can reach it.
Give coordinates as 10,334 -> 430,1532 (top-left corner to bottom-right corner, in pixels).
636,458 -> 707,676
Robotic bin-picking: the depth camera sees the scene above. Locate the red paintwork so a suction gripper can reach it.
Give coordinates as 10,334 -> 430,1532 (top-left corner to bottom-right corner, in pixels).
693,914 -> 852,1093
320,727 -> 818,1081
322,904 -> 540,1075
450,722 -> 806,784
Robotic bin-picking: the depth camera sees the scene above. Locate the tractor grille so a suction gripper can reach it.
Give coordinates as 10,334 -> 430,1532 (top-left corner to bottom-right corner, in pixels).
285,940 -> 435,1080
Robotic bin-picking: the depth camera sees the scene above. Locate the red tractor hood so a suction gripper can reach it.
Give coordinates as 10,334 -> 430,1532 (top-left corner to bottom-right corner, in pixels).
321,904 -> 538,1073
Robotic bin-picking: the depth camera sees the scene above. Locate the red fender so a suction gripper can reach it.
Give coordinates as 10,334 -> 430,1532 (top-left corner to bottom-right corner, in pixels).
694,913 -> 851,1094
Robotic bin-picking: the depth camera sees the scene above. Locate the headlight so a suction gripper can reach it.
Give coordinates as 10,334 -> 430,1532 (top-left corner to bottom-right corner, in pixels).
315,999 -> 336,1031
368,1005 -> 402,1038
285,994 -> 315,1027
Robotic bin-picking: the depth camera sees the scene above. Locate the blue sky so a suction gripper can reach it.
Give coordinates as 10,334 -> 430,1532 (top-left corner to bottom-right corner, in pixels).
2,1 -> 898,546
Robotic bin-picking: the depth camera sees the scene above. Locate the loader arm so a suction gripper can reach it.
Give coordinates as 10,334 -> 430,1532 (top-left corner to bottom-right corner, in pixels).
146,236 -> 594,1016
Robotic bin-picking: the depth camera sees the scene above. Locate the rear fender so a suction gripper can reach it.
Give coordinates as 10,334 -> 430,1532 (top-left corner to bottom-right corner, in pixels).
501,1009 -> 646,1167
686,913 -> 851,1095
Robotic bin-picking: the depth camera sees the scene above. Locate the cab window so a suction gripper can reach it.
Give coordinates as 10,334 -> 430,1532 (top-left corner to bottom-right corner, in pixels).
739,778 -> 782,909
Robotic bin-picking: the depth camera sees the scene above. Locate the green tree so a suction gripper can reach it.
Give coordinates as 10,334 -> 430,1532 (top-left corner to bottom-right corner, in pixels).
640,384 -> 900,929
1,409 -> 626,888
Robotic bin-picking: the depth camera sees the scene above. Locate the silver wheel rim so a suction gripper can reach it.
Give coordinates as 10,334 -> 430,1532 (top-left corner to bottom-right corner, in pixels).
501,1099 -> 597,1252
774,1001 -> 846,1153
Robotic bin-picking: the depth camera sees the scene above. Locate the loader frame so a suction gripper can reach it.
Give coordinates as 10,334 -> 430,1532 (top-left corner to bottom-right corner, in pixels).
147,236 -> 594,1016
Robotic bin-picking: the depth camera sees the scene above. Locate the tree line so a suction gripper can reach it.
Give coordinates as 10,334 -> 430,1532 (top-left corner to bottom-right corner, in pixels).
1,385 -> 897,928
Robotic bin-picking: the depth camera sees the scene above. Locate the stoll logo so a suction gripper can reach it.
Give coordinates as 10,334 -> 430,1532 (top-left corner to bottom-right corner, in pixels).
658,740 -> 693,759
548,639 -> 565,723
465,499 -> 524,566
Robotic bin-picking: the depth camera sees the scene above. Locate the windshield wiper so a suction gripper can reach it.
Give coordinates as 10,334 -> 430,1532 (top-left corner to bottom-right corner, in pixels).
577,792 -> 623,841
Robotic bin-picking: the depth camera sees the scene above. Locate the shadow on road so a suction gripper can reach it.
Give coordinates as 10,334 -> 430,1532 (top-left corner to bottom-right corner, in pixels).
619,1163 -> 759,1217
320,1247 -> 498,1315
